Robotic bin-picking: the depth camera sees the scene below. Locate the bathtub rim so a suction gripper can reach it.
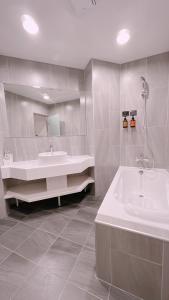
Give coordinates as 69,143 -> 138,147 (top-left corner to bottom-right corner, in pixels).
95,165 -> 169,242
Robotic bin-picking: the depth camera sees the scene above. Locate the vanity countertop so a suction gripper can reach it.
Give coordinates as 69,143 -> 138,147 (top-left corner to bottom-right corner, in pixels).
1,155 -> 95,180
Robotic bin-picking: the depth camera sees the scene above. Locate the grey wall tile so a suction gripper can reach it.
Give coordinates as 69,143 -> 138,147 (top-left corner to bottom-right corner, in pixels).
84,59 -> 120,197
120,52 -> 169,168
110,226 -> 163,264
95,223 -> 111,283
111,249 -> 162,300
162,241 -> 169,300
0,55 -> 9,82
147,52 -> 169,89
109,285 -> 143,300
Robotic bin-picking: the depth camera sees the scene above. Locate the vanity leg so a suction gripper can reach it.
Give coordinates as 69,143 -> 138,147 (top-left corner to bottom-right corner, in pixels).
16,199 -> 19,208
58,196 -> 61,207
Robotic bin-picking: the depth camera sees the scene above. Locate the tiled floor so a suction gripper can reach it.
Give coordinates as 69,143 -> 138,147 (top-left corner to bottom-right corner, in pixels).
0,194 -> 141,300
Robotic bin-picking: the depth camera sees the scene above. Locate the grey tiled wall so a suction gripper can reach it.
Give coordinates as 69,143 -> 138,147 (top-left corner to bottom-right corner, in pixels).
84,59 -> 120,197
120,52 -> 169,168
0,83 -> 9,217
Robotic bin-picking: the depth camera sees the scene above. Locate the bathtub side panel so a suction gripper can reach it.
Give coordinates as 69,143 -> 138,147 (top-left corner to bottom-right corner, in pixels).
96,222 -> 163,300
162,241 -> 169,300
95,222 -> 112,283
110,226 -> 163,264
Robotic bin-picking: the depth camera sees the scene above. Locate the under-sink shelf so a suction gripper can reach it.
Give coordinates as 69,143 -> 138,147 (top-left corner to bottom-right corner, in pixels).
4,175 -> 94,203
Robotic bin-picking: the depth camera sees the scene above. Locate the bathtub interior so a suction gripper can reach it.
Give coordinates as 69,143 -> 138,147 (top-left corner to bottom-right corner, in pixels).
114,168 -> 169,208
110,167 -> 169,225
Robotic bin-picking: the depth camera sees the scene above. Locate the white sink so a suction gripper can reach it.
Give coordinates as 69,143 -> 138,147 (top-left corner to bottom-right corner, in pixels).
38,151 -> 67,164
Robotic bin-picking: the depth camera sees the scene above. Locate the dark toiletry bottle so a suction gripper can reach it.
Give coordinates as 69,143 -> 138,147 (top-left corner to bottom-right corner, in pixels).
123,117 -> 128,128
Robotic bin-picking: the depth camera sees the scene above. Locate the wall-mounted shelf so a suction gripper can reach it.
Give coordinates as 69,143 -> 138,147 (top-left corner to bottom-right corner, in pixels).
4,175 -> 94,203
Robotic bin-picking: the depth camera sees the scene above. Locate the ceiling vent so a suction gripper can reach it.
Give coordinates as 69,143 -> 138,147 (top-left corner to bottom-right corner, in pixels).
70,0 -> 97,15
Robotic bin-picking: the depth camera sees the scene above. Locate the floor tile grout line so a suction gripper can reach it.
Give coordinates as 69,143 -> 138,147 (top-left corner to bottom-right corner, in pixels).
12,249 -> 41,265
84,223 -> 95,249
44,206 -> 80,218
57,245 -> 90,300
45,205 -> 98,225
0,201 -> 101,299
11,226 -> 39,251
13,226 -> 57,254
0,205 -> 96,252
65,228 -> 97,290
59,234 -> 93,249
36,217 -> 77,266
10,260 -> 38,300
4,215 -> 92,265
10,234 -> 94,300
36,236 -> 61,266
0,223 -> 38,253
70,281 -> 105,300
37,231 -> 94,266
11,211 -> 68,234
0,249 -> 13,267
63,220 -> 110,300
0,221 -> 20,240
59,280 -> 104,300
10,219 -> 94,299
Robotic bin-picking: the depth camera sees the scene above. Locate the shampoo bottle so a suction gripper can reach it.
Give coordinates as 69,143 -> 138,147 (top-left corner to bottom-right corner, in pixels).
123,117 -> 128,128
130,116 -> 136,128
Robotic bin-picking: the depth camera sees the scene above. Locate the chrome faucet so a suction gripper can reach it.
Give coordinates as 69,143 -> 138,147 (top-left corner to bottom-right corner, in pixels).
136,154 -> 149,169
49,144 -> 53,153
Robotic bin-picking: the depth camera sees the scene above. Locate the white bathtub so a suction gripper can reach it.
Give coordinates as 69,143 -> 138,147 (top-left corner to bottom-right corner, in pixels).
96,166 -> 169,241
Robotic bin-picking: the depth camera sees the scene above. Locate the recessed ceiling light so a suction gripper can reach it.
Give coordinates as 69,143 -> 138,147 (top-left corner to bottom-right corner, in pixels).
43,94 -> 50,100
21,14 -> 39,35
32,85 -> 40,89
116,29 -> 130,45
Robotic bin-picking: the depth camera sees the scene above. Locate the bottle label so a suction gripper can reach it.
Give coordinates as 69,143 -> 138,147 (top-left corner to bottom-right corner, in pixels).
123,121 -> 128,128
130,120 -> 136,127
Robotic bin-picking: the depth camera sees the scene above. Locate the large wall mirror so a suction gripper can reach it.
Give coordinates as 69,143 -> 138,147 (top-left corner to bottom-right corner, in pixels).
3,84 -> 86,137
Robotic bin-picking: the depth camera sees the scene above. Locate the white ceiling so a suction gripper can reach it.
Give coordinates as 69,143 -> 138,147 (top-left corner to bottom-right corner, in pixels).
0,0 -> 169,69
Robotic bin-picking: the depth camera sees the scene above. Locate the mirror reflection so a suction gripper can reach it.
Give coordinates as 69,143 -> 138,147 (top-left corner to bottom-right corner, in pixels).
4,84 -> 86,137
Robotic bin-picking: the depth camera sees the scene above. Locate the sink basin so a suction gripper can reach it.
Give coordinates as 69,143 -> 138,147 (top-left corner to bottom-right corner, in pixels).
38,151 -> 67,164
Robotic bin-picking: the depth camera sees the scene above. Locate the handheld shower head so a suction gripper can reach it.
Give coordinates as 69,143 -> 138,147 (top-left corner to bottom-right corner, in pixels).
141,76 -> 149,100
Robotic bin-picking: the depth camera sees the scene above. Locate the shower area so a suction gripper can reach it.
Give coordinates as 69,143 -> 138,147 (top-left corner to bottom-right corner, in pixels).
120,54 -> 168,169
